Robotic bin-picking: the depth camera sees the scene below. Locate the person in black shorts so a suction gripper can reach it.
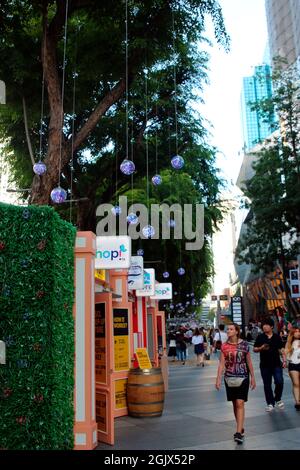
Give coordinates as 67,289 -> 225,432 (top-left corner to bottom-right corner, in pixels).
285,327 -> 300,410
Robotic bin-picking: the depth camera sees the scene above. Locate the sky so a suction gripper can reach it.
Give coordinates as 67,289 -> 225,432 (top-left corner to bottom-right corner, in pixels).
197,0 -> 269,294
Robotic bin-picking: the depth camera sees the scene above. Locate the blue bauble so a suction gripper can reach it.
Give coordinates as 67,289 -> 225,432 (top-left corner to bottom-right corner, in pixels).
168,219 -> 176,228
51,187 -> 67,204
152,174 -> 162,185
142,225 -> 155,239
137,249 -> 144,256
127,213 -> 138,224
171,155 -> 184,169
163,271 -> 170,279
178,267 -> 185,275
120,159 -> 135,175
33,161 -> 47,176
111,205 -> 122,216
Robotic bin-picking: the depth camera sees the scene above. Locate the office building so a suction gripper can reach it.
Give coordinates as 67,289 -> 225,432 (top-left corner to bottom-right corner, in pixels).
241,64 -> 274,152
265,0 -> 300,67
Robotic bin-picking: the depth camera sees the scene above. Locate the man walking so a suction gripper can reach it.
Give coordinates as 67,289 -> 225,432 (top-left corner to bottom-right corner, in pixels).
254,318 -> 287,412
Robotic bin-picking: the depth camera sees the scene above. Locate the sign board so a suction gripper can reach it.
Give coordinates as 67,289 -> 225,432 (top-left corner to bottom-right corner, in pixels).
136,269 -> 155,297
289,269 -> 300,299
95,303 -> 106,383
95,236 -> 131,269
135,348 -> 152,369
231,296 -> 243,326
115,379 -> 127,410
151,283 -> 172,300
128,256 -> 144,290
220,295 -> 229,301
113,309 -> 129,371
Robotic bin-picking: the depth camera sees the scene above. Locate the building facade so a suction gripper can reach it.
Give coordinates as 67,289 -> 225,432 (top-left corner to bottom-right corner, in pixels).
265,0 -> 300,67
241,65 -> 274,152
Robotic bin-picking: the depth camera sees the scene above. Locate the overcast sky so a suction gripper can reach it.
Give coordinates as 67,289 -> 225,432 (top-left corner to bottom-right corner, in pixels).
198,0 -> 268,294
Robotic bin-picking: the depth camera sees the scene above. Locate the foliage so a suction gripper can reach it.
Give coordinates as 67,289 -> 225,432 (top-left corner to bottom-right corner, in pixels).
0,203 -> 76,449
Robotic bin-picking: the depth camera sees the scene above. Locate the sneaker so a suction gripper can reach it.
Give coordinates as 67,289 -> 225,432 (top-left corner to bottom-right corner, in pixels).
234,432 -> 244,444
295,404 -> 300,410
182,361 -> 185,365
265,404 -> 274,412
275,400 -> 284,409
241,428 -> 245,437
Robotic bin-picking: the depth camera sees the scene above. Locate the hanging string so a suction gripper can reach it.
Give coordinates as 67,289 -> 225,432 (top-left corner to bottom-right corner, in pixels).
172,6 -> 179,155
38,30 -> 46,162
69,28 -> 79,223
125,0 -> 129,161
58,0 -> 69,187
131,110 -> 134,207
155,100 -> 158,174
145,66 -> 149,209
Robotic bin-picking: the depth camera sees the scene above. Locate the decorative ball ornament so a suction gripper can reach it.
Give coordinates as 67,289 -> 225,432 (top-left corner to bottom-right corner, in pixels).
22,209 -> 31,220
51,187 -> 67,204
137,249 -> 144,256
171,155 -> 184,169
127,213 -> 138,224
190,293 -> 194,297
33,161 -> 47,176
152,174 -> 162,185
168,219 -> 176,228
111,205 -> 122,216
120,159 -> 135,175
163,271 -> 170,279
142,225 -> 155,239
178,267 -> 185,275
186,294 -> 190,297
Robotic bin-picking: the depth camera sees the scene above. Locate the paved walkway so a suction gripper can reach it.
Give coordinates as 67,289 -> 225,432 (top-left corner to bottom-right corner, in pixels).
98,346 -> 300,450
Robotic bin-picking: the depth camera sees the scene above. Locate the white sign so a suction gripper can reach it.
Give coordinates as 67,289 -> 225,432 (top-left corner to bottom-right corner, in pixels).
0,341 -> 6,365
290,269 -> 300,298
151,283 -> 173,300
128,256 -> 144,290
136,269 -> 155,297
0,80 -> 5,104
95,236 -> 131,269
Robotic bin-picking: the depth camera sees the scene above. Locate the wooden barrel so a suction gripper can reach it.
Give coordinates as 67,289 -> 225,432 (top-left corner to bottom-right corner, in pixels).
127,368 -> 165,418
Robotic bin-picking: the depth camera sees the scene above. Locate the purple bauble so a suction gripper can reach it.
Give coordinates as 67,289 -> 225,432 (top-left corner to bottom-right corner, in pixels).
51,186 -> 67,204
111,205 -> 122,216
190,293 -> 194,297
137,249 -> 144,256
171,155 -> 184,169
33,161 -> 47,176
178,267 -> 185,275
168,219 -> 176,228
127,213 -> 138,224
163,271 -> 170,279
170,304 -> 174,310
120,159 -> 135,175
142,225 -> 155,239
152,174 -> 162,186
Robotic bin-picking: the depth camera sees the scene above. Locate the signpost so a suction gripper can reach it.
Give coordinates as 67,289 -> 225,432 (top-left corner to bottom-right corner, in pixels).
95,236 -> 131,269
151,283 -> 173,300
231,296 -> 245,334
136,269 -> 155,297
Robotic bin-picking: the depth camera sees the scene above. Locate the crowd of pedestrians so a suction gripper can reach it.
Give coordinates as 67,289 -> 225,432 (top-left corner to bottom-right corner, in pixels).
167,319 -> 300,446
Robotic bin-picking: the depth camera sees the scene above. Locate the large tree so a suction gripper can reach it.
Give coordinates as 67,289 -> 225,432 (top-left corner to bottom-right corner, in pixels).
0,0 -> 229,207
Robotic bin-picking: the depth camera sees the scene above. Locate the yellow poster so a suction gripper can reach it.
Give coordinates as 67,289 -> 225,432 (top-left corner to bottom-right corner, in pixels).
95,269 -> 106,281
115,379 -> 127,410
136,348 -> 152,369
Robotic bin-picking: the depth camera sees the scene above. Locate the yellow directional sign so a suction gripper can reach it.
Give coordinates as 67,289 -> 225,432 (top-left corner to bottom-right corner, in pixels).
135,348 -> 152,370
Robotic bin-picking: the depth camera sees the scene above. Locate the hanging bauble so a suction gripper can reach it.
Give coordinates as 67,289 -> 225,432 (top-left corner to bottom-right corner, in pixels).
33,161 -> 47,176
51,187 -> 67,204
152,174 -> 162,186
127,213 -> 138,224
168,219 -> 176,228
174,291 -> 178,295
120,159 -> 135,175
111,205 -> 122,216
178,267 -> 185,275
186,294 -> 190,297
163,271 -> 170,279
142,225 -> 155,239
170,304 -> 174,310
186,301 -> 190,306
190,293 -> 194,297
137,249 -> 144,256
171,155 -> 184,169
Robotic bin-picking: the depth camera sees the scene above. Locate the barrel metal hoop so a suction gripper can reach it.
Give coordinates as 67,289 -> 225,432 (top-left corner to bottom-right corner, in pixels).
127,382 -> 164,387
128,400 -> 164,405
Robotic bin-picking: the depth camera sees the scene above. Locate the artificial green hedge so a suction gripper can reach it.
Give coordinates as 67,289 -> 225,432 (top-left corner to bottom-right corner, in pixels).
0,203 -> 76,450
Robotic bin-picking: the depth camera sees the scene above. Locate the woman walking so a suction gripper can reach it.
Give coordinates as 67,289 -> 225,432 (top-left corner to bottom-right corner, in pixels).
192,328 -> 206,367
285,327 -> 300,410
215,323 -> 256,444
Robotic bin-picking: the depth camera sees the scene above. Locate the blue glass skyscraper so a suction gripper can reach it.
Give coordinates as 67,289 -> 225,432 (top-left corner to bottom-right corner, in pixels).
241,64 -> 274,152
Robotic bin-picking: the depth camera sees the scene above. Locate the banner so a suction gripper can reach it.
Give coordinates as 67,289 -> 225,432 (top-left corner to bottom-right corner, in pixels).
136,269 -> 155,297
128,256 -> 144,290
95,236 -> 131,269
151,283 -> 172,300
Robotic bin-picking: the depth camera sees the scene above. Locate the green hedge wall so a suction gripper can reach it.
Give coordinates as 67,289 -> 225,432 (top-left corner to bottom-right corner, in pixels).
0,203 -> 76,450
